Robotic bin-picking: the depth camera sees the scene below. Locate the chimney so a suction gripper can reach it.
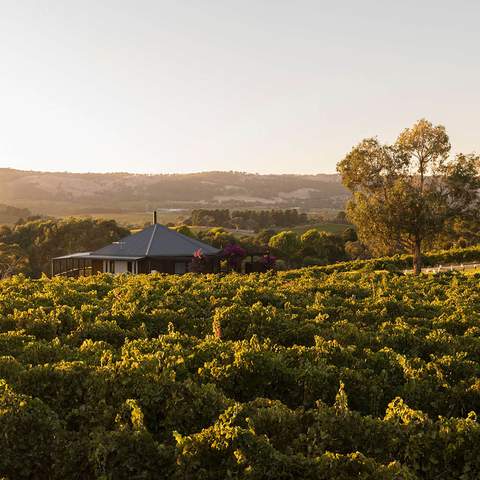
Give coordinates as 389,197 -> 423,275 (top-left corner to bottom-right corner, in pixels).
153,210 -> 157,224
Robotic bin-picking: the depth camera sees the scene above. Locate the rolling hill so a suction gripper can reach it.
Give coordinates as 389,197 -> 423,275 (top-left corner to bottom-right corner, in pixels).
0,169 -> 348,215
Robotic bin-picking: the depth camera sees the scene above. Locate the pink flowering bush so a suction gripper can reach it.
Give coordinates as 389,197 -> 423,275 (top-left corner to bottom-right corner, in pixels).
222,243 -> 246,270
189,249 -> 208,273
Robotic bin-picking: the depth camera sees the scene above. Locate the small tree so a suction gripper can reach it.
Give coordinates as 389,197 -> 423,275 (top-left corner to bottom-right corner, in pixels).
0,243 -> 28,278
268,231 -> 299,267
300,229 -> 344,263
337,119 -> 480,274
199,228 -> 235,249
173,225 -> 196,238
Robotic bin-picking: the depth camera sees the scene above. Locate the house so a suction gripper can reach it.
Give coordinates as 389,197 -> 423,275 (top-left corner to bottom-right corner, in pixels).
51,218 -> 221,277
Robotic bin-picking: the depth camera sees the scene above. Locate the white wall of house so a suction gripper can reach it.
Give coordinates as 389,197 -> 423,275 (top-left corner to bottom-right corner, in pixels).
115,261 -> 128,273
102,260 -> 137,274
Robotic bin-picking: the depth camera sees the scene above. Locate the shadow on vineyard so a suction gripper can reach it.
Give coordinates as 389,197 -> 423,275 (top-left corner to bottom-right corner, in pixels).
0,269 -> 479,479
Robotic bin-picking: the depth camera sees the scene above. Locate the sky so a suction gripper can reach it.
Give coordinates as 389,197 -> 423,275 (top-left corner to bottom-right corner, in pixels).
0,0 -> 479,175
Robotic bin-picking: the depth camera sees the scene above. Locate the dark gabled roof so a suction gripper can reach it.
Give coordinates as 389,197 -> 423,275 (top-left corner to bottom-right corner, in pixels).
91,224 -> 221,258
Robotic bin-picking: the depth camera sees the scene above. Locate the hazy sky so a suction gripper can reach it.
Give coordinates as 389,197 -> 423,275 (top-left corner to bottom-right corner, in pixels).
0,1 -> 479,174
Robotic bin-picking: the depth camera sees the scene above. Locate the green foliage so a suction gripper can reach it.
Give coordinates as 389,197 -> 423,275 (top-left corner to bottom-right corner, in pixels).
300,229 -> 345,264
337,119 -> 480,274
300,244 -> 480,275
268,231 -> 300,266
0,270 -> 479,478
0,243 -> 28,279
172,225 -> 195,238
0,380 -> 63,479
0,217 -> 130,277
197,227 -> 236,249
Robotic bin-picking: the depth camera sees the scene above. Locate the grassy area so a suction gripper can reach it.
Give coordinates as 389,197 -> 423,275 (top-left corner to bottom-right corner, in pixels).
290,222 -> 352,235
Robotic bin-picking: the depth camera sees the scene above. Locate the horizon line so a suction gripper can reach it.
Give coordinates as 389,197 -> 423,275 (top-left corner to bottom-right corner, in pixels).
1,166 -> 340,177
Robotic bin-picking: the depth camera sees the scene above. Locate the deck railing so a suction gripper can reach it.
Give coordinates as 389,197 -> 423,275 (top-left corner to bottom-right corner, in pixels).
51,258 -> 94,278
403,262 -> 480,274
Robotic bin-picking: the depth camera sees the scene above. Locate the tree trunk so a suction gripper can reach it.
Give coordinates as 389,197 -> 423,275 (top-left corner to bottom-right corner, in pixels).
413,238 -> 422,275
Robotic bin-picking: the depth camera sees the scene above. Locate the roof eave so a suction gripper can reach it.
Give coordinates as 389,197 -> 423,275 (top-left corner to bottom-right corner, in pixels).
53,253 -> 145,261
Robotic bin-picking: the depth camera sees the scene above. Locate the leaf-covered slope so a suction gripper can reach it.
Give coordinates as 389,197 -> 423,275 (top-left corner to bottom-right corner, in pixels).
0,270 -> 479,479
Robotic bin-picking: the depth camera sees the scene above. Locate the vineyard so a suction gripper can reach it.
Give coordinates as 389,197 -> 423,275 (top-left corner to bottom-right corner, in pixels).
0,269 -> 480,479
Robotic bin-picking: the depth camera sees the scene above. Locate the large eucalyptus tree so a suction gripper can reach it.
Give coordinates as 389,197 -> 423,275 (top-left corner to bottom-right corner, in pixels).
337,119 -> 479,274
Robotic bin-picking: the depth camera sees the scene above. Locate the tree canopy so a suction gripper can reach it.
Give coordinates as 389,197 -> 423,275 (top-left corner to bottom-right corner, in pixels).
268,231 -> 300,266
0,218 -> 130,277
337,119 -> 480,273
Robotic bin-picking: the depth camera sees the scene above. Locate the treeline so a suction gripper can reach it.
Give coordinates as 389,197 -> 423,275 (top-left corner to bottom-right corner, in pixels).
172,224 -> 480,270
1,216 -> 479,280
0,271 -> 479,478
267,228 -> 358,267
187,208 -> 309,230
0,218 -> 129,278
0,215 -> 356,279
179,225 -> 357,267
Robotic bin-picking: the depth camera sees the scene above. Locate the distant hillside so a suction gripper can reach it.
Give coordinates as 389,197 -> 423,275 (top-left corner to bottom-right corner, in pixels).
0,204 -> 31,225
0,169 -> 348,215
